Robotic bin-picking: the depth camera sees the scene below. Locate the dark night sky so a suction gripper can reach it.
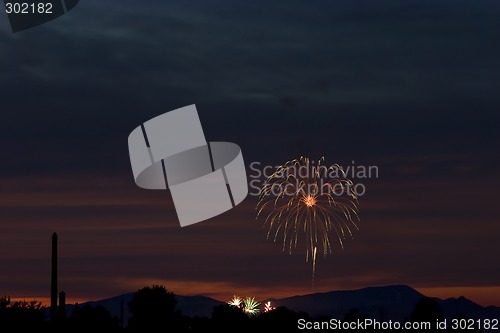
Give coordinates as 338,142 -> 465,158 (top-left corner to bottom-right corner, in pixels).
1,0 -> 499,306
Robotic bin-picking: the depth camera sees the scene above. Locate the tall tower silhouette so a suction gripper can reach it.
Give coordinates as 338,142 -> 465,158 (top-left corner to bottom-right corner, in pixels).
50,232 -> 58,321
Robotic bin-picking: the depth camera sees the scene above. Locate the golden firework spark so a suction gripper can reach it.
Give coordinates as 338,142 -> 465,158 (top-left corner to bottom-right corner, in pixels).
228,295 -> 260,316
228,295 -> 243,307
256,156 -> 360,282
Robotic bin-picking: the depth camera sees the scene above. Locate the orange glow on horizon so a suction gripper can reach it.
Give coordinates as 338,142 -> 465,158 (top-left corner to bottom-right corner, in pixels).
7,296 -> 92,308
7,297 -> 50,307
8,285 -> 500,309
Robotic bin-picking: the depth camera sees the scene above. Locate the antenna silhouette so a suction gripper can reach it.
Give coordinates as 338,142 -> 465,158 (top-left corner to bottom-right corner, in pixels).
50,232 -> 58,321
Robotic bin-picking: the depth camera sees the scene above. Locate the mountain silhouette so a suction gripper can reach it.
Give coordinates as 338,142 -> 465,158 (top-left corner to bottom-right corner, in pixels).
437,296 -> 500,322
63,285 -> 499,328
267,284 -> 424,320
65,293 -> 224,324
267,285 -> 500,324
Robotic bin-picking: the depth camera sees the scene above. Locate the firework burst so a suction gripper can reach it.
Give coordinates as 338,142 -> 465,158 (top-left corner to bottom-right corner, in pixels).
243,297 -> 260,316
228,295 -> 261,316
256,156 -> 360,282
263,301 -> 276,313
228,295 -> 243,307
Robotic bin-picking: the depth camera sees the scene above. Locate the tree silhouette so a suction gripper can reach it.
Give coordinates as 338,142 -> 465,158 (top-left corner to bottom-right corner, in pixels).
127,285 -> 177,331
0,296 -> 10,309
69,304 -> 121,332
0,296 -> 45,329
411,297 -> 443,322
409,297 -> 444,330
211,303 -> 249,329
257,306 -> 307,331
344,307 -> 369,322
337,307 -> 371,332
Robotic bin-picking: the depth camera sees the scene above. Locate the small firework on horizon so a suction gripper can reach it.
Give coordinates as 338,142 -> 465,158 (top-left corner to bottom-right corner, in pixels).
228,295 -> 243,308
243,297 -> 260,315
228,295 -> 261,316
256,156 -> 361,283
263,301 -> 275,313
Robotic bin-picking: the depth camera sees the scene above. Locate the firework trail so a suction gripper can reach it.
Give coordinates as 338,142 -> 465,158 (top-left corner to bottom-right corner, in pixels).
256,156 -> 360,283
